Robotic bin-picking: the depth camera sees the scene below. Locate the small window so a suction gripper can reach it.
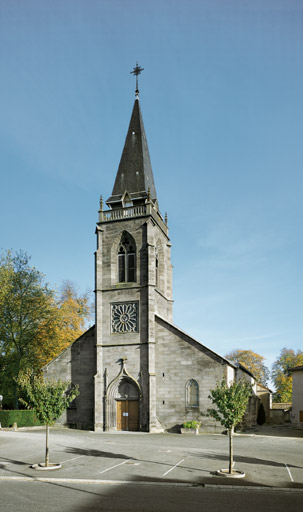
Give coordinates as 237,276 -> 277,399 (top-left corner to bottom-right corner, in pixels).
155,251 -> 159,288
118,249 -> 125,282
122,192 -> 133,208
127,252 -> 135,282
186,379 -> 199,408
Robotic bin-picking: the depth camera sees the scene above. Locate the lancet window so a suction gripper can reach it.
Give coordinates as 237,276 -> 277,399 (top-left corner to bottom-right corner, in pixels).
118,232 -> 136,283
186,379 -> 199,408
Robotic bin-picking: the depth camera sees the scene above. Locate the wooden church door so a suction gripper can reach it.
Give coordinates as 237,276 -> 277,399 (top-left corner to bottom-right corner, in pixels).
116,400 -> 139,431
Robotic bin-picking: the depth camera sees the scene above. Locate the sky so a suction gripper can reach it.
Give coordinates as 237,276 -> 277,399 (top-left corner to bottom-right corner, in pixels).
0,0 -> 302,385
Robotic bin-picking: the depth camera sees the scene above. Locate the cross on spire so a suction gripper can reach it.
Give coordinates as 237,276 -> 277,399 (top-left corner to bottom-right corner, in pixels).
130,62 -> 144,97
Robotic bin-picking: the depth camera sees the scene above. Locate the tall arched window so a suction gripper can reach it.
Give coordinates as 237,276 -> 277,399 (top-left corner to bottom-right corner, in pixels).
118,232 -> 136,283
186,379 -> 199,408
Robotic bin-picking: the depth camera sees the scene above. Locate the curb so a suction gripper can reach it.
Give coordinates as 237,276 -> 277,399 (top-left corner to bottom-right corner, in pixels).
0,476 -> 303,491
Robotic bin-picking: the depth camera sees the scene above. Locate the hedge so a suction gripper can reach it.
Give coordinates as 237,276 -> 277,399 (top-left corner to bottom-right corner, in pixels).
0,410 -> 43,428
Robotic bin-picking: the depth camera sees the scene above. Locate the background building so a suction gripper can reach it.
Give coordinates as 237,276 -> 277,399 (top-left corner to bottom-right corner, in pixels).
290,366 -> 303,428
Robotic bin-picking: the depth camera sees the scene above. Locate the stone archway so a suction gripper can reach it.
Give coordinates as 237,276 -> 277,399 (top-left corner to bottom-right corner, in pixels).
105,359 -> 142,431
115,378 -> 140,431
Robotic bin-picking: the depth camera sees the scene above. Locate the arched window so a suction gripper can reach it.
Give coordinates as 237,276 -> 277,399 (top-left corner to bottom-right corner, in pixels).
186,379 -> 199,408
118,233 -> 136,283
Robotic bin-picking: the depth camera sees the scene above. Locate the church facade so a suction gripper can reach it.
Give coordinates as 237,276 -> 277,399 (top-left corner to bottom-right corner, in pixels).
44,81 -> 261,432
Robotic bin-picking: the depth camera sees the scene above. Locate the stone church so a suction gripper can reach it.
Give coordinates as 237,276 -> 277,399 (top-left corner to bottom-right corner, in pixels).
44,72 -> 261,432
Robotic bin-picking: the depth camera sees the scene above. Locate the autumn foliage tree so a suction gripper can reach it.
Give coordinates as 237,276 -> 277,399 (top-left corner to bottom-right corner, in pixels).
0,251 -> 56,408
271,348 -> 303,403
225,349 -> 270,386
0,251 -> 91,408
32,280 -> 91,368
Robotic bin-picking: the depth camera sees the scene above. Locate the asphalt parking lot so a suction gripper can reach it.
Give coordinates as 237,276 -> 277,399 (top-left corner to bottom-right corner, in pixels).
0,426 -> 303,489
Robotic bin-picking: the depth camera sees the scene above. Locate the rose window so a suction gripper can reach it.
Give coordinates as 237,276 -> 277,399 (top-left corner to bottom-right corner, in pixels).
111,302 -> 138,333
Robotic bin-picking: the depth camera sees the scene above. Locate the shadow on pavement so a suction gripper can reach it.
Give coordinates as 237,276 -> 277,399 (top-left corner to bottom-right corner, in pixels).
130,473 -> 266,487
188,451 -> 303,469
62,446 -> 211,474
14,476 -> 302,512
62,446 -> 131,460
60,445 -> 300,484
0,456 -> 31,467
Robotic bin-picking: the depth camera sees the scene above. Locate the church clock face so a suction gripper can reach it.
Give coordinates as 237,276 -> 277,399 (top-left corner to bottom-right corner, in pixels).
111,302 -> 139,334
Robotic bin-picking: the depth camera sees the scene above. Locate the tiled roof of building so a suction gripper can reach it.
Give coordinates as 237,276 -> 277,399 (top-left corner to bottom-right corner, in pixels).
272,402 -> 292,410
289,365 -> 303,372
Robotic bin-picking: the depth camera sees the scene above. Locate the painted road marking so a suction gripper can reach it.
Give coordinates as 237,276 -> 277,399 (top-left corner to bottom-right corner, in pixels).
285,463 -> 294,482
163,459 -> 184,477
99,459 -> 132,474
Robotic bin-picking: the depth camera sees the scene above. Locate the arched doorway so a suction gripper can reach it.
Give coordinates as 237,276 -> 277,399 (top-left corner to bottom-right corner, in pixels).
116,379 -> 140,431
106,373 -> 141,431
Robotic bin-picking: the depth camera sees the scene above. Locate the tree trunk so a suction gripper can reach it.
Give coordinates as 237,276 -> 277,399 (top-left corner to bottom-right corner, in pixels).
45,424 -> 49,467
13,360 -> 21,410
229,426 -> 234,474
13,381 -> 19,410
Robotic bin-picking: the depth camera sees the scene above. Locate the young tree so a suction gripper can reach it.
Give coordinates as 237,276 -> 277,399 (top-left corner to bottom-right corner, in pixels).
17,373 -> 79,468
225,349 -> 270,386
208,379 -> 252,475
0,251 -> 56,408
272,348 -> 303,402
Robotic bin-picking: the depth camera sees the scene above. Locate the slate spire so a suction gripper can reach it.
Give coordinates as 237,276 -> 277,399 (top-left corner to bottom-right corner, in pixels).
106,66 -> 157,209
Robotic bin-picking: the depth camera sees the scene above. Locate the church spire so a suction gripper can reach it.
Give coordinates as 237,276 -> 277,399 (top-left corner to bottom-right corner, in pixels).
106,64 -> 157,209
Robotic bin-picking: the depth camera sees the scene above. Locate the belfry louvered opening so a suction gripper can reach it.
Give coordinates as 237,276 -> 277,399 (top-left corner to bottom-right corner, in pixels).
118,232 -> 136,283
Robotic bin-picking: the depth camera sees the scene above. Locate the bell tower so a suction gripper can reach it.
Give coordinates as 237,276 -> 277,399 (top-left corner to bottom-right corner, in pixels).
94,65 -> 173,431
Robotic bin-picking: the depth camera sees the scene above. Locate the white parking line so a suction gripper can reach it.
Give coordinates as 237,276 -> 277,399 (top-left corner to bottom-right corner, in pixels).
163,459 -> 184,477
99,459 -> 132,474
285,463 -> 294,482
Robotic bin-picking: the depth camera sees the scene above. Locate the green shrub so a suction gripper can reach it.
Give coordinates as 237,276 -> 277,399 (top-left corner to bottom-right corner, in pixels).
182,421 -> 200,429
0,410 -> 43,428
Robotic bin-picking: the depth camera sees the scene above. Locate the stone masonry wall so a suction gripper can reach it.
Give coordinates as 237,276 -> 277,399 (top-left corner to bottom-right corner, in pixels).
95,211 -> 172,431
101,343 -> 149,430
291,369 -> 303,427
155,316 -> 226,432
43,326 -> 96,430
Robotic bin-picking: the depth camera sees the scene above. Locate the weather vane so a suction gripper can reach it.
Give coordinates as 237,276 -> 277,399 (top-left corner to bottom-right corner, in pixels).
130,62 -> 144,97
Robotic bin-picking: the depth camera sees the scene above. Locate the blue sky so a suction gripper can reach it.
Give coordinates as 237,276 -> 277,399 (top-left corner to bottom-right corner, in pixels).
0,0 -> 302,384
